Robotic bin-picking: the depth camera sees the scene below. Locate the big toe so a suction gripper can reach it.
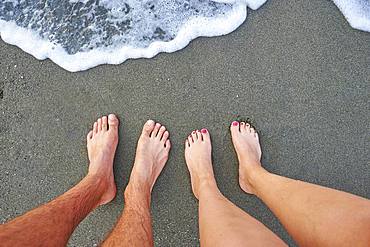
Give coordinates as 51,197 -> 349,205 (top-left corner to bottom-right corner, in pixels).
108,114 -> 119,130
230,121 -> 240,135
200,128 -> 210,142
142,119 -> 155,136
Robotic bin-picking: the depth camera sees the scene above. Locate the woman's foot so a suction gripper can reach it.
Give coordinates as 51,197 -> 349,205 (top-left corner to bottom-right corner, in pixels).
87,114 -> 119,205
128,120 -> 171,193
184,129 -> 216,199
230,121 -> 262,194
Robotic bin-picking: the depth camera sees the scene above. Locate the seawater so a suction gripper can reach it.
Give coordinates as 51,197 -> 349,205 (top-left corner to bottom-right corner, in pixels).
0,0 -> 369,72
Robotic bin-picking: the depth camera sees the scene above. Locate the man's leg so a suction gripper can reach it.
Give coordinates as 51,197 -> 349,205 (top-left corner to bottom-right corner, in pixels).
230,121 -> 370,247
102,120 -> 170,247
0,114 -> 119,247
184,129 -> 286,247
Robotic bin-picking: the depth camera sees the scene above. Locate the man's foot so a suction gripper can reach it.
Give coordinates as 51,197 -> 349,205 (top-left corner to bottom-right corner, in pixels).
128,120 -> 171,192
230,121 -> 262,194
87,114 -> 119,205
184,129 -> 215,199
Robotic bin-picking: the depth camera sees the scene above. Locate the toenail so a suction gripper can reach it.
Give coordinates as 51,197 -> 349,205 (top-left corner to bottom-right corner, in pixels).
232,121 -> 239,126
201,128 -> 207,133
192,131 -> 196,134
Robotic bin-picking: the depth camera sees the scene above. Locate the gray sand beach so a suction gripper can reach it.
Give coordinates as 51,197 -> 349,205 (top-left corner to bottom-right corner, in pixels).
0,0 -> 369,246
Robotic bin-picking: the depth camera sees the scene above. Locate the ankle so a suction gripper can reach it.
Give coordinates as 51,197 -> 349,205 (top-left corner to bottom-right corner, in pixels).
241,166 -> 269,193
198,176 -> 219,194
88,161 -> 112,177
80,174 -> 110,207
251,160 -> 264,172
124,182 -> 151,207
85,172 -> 108,186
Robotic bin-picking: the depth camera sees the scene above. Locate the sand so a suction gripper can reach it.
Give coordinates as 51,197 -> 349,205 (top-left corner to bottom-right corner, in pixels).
0,0 -> 369,246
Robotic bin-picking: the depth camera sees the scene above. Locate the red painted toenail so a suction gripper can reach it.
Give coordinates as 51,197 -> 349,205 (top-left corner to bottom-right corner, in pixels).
192,131 -> 196,134
201,129 -> 207,133
232,121 -> 239,126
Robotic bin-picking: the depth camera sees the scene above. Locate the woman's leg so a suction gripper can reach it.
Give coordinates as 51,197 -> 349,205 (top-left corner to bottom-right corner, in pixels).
230,121 -> 370,247
0,114 -> 119,247
185,129 -> 286,247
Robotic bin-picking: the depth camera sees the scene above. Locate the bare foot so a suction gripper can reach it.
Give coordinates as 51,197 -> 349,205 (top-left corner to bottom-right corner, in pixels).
87,114 -> 119,205
184,129 -> 215,199
230,121 -> 262,194
129,120 -> 171,192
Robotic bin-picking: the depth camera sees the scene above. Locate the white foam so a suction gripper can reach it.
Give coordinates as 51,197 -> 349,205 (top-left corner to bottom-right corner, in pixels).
1,0 -> 266,72
213,0 -> 267,10
1,0 -> 369,72
333,0 -> 370,32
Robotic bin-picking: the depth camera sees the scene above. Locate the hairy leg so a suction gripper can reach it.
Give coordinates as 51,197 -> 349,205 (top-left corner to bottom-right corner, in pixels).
185,129 -> 286,247
0,114 -> 119,247
231,121 -> 370,247
102,120 -> 170,247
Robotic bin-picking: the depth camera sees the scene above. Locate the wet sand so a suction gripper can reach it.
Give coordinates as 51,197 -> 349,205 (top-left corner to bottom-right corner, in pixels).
0,0 -> 369,246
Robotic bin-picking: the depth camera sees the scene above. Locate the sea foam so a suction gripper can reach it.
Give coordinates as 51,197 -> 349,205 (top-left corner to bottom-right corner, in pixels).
333,0 -> 370,32
0,0 -> 265,72
0,0 -> 369,72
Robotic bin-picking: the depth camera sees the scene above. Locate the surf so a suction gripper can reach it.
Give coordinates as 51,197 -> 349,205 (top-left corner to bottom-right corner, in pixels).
0,0 -> 369,72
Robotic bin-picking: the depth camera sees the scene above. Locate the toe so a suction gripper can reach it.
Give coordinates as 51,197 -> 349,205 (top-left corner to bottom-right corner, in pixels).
142,120 -> 155,136
250,127 -> 256,135
108,114 -> 119,130
240,122 -> 246,132
93,122 -> 98,134
201,128 -> 210,142
97,118 -> 102,131
191,130 -> 198,141
157,126 -> 166,139
255,131 -> 259,140
87,130 -> 93,142
102,116 -> 108,131
197,130 -> 202,140
188,135 -> 193,143
185,139 -> 190,148
151,123 -> 161,137
246,123 -> 251,133
165,139 -> 171,149
230,121 -> 240,134
161,131 -> 169,142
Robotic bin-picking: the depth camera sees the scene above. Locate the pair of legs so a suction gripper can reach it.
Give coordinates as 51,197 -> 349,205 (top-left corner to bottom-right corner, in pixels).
186,123 -> 370,246
0,114 -> 369,246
